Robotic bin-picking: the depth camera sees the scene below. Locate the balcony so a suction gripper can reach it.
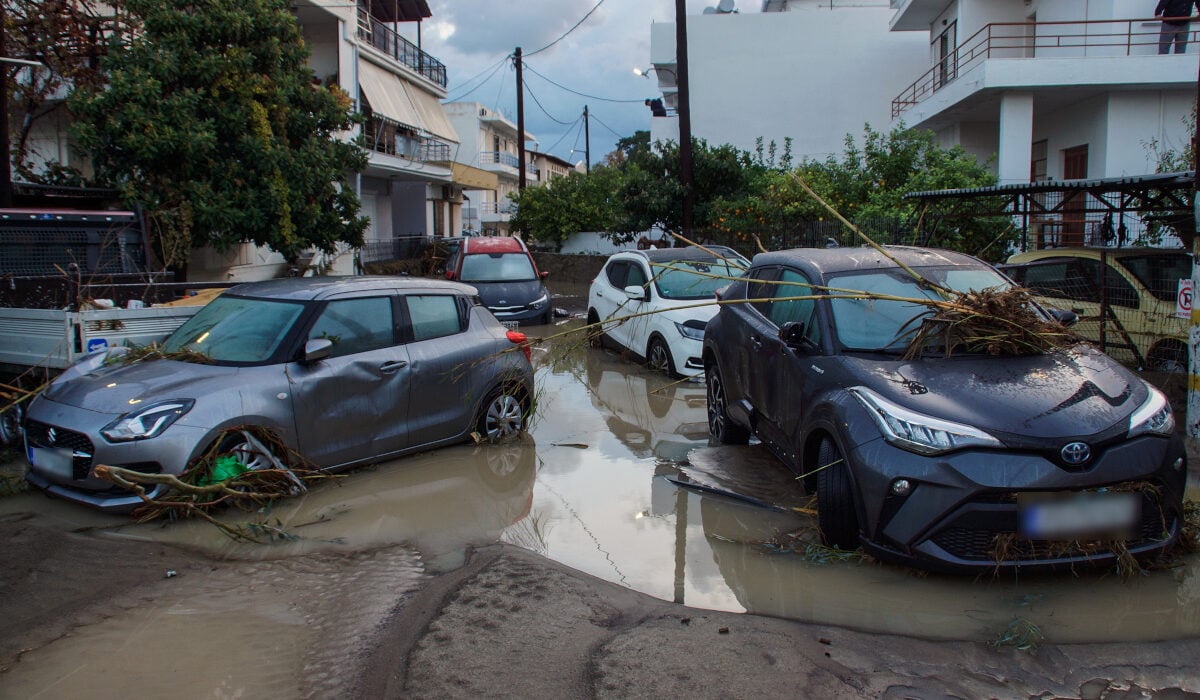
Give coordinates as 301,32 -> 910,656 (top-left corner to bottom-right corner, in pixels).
363,116 -> 451,162
892,17 -> 1194,118
356,8 -> 447,88
481,151 -> 521,169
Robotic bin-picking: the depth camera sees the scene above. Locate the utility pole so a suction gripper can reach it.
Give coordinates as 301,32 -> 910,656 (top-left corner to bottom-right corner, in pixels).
1189,51 -> 1200,437
0,4 -> 11,208
515,47 -> 527,191
675,0 -> 694,239
584,105 -> 591,174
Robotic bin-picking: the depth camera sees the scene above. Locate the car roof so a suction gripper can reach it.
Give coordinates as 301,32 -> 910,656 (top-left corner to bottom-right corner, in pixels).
1007,247 -> 1190,263
463,236 -> 526,254
221,275 -> 479,301
749,245 -> 985,277
618,245 -> 746,264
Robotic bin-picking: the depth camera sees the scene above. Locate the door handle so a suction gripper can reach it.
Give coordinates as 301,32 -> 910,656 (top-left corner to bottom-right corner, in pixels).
379,360 -> 408,374
749,335 -> 763,350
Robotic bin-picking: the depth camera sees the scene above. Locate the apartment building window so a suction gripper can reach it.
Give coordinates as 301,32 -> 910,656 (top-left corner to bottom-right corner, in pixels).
1030,140 -> 1048,182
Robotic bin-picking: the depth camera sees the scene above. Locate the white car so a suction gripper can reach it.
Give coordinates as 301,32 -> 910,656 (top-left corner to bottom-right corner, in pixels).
587,246 -> 747,378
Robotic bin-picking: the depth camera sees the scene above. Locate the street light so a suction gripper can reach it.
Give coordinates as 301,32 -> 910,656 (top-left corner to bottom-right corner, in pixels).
633,66 -> 677,80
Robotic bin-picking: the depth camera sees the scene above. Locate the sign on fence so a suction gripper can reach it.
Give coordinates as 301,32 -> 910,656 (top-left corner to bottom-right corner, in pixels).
1177,278 -> 1192,319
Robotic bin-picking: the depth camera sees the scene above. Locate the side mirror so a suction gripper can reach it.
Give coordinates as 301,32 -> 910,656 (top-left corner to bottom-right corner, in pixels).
778,321 -> 816,351
540,270 -> 550,280
303,338 -> 333,363
624,285 -> 646,301
444,270 -> 455,280
1047,308 -> 1078,327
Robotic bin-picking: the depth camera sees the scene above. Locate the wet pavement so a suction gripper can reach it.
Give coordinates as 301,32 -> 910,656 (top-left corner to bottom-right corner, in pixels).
6,315 -> 1195,648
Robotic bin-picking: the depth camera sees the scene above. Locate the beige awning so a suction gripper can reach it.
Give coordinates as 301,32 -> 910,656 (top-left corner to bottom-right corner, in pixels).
357,59 -> 421,131
452,163 -> 498,190
406,84 -> 460,143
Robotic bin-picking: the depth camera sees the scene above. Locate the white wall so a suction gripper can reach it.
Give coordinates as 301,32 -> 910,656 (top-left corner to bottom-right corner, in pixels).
1033,94 -> 1108,179
1105,91 -> 1194,175
662,7 -> 928,162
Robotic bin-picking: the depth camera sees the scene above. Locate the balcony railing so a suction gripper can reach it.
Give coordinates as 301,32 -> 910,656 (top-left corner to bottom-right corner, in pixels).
363,116 -> 452,163
480,151 -> 521,169
356,8 -> 447,88
477,201 -> 515,215
892,17 -> 1197,118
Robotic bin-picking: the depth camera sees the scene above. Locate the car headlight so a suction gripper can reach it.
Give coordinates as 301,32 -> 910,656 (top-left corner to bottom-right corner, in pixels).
1128,386 -> 1174,438
674,320 -> 707,341
533,293 -> 549,307
101,399 -> 195,442
849,386 -> 1002,455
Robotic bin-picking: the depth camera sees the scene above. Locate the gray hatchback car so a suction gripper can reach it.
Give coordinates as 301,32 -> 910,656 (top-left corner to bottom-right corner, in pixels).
24,276 -> 535,512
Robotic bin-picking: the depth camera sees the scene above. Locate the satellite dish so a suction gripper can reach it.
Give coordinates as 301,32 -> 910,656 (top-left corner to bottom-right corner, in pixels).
717,0 -> 735,12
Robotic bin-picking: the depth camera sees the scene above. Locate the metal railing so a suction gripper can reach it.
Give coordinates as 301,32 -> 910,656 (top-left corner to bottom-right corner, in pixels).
480,151 -> 521,169
477,201 -> 515,215
356,8 -> 447,88
363,116 -> 451,163
359,235 -> 434,264
892,17 -> 1197,118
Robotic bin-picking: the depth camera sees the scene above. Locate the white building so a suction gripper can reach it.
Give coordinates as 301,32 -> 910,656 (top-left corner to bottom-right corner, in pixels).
888,0 -> 1196,184
646,0 -> 929,162
444,102 -> 538,236
293,0 -> 465,276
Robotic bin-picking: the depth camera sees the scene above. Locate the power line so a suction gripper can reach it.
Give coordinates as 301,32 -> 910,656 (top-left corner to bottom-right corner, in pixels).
524,80 -> 577,126
544,115 -> 584,155
524,62 -> 643,104
588,111 -> 625,140
444,54 -> 511,103
446,54 -> 511,103
525,0 -> 608,58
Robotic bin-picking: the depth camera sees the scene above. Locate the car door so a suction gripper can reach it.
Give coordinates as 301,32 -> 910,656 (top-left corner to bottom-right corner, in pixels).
598,259 -> 649,354
288,292 -> 411,468
753,267 -> 821,467
739,266 -> 783,424
398,292 -> 485,448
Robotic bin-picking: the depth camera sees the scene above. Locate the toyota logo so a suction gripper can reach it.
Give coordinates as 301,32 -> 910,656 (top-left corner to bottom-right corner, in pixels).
1060,441 -> 1091,465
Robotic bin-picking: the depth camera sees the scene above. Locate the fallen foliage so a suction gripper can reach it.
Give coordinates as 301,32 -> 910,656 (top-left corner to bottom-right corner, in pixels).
902,286 -> 1080,360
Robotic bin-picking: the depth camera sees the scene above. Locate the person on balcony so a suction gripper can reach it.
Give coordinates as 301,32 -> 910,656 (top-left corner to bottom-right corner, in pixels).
1156,0 -> 1200,54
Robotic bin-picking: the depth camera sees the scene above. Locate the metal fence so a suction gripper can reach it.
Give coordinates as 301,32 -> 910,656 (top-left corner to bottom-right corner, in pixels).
0,212 -> 148,277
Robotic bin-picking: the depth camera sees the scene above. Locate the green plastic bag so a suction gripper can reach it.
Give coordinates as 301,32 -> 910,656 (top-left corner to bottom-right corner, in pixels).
200,455 -> 250,486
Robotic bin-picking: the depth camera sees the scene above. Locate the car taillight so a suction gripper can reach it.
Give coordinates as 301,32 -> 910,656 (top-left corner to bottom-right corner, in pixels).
506,330 -> 532,362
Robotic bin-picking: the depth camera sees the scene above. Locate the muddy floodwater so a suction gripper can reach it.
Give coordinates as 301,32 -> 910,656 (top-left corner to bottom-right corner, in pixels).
3,317 -> 1199,694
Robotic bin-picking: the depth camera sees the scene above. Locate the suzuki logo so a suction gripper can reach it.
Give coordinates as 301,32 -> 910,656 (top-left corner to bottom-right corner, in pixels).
1060,441 -> 1091,466
47,428 -> 57,446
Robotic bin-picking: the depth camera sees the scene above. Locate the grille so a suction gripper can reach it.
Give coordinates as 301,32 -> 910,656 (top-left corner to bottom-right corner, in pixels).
929,488 -> 1172,562
25,419 -> 95,480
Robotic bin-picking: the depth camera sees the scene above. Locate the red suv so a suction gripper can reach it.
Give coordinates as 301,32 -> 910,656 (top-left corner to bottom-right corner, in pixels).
445,236 -> 552,326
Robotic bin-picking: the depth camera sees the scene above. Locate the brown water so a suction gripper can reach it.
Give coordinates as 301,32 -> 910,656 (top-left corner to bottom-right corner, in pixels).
3,317 -> 1199,696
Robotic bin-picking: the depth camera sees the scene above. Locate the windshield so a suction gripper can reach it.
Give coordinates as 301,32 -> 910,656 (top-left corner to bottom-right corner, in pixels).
827,265 -> 1011,352
459,252 -> 536,282
651,258 -> 747,300
163,295 -> 306,364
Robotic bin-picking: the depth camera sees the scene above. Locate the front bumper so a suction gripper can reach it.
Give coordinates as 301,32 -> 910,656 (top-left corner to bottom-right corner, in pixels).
843,432 -> 1187,574
489,301 -> 550,326
23,395 -> 210,513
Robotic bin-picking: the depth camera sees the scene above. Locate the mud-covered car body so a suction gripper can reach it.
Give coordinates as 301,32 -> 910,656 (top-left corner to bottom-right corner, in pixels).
445,236 -> 551,326
702,246 -> 1186,573
24,276 -> 535,512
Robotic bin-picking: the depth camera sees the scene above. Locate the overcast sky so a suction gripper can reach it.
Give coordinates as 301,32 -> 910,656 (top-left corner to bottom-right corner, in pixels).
418,0 -> 760,168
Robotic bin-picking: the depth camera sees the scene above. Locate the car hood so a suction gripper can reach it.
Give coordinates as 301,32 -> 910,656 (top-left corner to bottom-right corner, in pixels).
843,346 -> 1149,443
467,279 -> 547,307
43,358 -> 239,414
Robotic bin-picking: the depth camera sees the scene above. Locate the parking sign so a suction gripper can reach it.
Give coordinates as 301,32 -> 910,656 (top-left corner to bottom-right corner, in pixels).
1177,278 -> 1192,319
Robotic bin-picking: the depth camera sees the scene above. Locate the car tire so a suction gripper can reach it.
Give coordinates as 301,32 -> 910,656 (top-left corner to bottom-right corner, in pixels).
587,309 -> 605,348
542,306 -> 554,326
706,363 -> 750,444
647,337 -> 677,378
477,386 -> 527,441
1147,341 -> 1187,374
0,395 -> 23,446
215,431 -> 281,472
816,437 -> 860,550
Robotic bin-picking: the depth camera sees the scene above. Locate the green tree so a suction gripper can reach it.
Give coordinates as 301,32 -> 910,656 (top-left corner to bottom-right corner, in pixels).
510,166 -> 622,249
70,0 -> 367,269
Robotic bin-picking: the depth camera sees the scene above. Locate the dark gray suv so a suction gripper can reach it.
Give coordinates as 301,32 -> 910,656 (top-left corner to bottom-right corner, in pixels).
702,246 -> 1186,573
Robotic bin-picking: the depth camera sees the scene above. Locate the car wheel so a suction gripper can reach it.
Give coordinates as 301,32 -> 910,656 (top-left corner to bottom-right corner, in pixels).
477,387 -> 527,441
587,309 -> 605,348
0,397 -> 23,446
1147,341 -> 1187,374
542,306 -> 554,325
816,438 -> 860,550
706,364 -> 749,444
216,432 -> 280,472
647,337 -> 677,378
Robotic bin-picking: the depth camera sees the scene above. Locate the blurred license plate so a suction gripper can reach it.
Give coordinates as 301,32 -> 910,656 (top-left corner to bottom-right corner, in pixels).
29,446 -> 75,479
501,321 -> 520,330
1019,492 -> 1140,540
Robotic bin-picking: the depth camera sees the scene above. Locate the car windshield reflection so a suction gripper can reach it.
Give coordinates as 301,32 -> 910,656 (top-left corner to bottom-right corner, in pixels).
459,253 -> 537,282
652,259 -> 746,300
827,265 -> 1011,352
162,295 -> 305,364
